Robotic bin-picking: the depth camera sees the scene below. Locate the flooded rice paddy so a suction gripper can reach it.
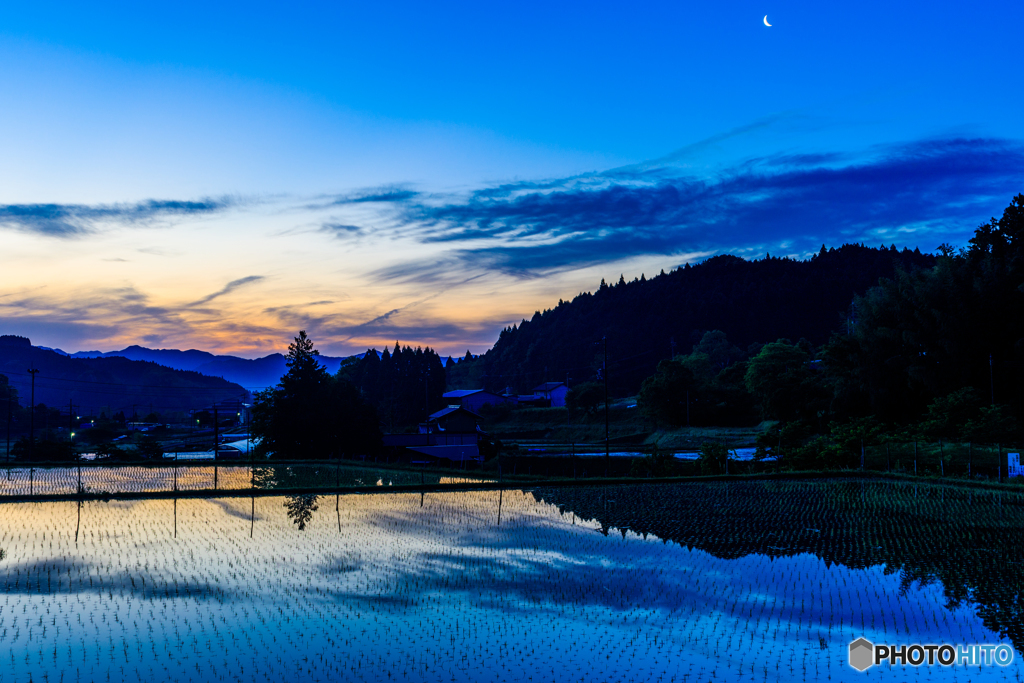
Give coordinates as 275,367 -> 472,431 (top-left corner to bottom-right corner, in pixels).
0,464 -> 488,497
1,479 -> 1023,682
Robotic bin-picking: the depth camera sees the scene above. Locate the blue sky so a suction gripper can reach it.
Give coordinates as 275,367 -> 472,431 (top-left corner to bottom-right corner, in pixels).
1,1 -> 1022,356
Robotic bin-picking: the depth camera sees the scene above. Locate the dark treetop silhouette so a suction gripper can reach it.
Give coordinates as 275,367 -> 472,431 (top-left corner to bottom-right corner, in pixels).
250,331 -> 381,459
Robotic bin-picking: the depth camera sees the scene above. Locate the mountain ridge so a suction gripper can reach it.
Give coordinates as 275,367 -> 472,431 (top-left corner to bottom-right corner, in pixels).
50,345 -> 351,390
0,336 -> 250,416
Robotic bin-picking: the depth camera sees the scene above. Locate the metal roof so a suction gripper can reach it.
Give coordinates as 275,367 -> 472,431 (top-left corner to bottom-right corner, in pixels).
428,406 -> 461,420
427,405 -> 482,421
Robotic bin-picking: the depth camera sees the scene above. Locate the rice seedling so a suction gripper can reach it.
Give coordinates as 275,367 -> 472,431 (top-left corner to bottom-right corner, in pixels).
0,480 -> 1020,682
0,463 -> 491,497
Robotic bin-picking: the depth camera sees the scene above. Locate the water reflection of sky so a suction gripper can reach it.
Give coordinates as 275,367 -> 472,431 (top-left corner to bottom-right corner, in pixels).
0,489 -> 1019,682
0,465 -> 487,496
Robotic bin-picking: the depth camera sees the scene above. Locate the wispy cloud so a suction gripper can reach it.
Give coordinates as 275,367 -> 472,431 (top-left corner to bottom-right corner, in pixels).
604,111 -> 802,177
0,285 -> 194,349
313,274 -> 486,342
0,197 -> 233,238
0,283 -> 291,355
190,276 -> 265,306
320,222 -> 365,238
305,185 -> 421,212
378,137 -> 1024,278
330,187 -> 420,205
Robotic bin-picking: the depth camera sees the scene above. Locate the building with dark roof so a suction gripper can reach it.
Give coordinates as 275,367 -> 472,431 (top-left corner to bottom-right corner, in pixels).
381,405 -> 484,463
441,389 -> 513,413
532,382 -> 568,407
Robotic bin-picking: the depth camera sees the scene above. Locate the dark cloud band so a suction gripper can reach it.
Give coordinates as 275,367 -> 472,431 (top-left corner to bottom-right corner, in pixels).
190,276 -> 265,306
0,197 -> 232,238
382,137 -> 1024,278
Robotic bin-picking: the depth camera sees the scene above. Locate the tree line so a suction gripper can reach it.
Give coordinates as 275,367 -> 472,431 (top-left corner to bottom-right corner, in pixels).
446,243 -> 936,395
635,194 -> 1024,465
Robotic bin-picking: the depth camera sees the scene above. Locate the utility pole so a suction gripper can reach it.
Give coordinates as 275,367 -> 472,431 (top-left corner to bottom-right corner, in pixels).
566,373 -> 575,470
27,368 -> 39,460
603,336 -> 609,475
5,388 -> 11,464
989,353 -> 995,405
213,404 -> 220,489
69,399 -> 75,461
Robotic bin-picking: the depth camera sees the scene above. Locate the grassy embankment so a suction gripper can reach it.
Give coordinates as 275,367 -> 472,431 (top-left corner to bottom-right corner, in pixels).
476,399 -> 1022,481
478,398 -> 766,455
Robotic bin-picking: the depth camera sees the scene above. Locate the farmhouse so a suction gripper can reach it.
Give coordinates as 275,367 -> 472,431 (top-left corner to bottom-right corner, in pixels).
382,405 -> 484,462
532,382 -> 568,407
442,389 -> 513,412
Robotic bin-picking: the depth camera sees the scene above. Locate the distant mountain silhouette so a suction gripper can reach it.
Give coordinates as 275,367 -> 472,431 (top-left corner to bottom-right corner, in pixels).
52,345 -> 350,390
451,244 -> 936,396
0,336 -> 249,415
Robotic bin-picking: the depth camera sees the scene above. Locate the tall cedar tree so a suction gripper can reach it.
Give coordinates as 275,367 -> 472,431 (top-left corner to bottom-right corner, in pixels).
338,343 -> 446,432
251,331 -> 381,458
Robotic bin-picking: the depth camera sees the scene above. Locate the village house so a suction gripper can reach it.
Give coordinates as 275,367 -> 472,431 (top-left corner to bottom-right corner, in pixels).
532,382 -> 569,407
382,405 -> 484,462
441,389 -> 513,413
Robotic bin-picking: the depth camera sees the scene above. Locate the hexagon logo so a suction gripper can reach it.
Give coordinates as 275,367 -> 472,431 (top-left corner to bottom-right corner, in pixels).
849,638 -> 874,671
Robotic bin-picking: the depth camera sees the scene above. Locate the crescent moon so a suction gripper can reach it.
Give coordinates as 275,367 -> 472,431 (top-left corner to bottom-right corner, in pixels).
763,15 -> 771,26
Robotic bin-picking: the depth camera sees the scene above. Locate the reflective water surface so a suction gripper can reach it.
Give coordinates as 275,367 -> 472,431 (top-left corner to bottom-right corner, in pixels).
0,463 -> 489,496
1,480 -> 1022,682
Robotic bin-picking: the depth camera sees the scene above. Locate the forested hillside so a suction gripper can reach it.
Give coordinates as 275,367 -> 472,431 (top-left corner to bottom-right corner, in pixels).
449,244 -> 935,395
338,344 -> 446,432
